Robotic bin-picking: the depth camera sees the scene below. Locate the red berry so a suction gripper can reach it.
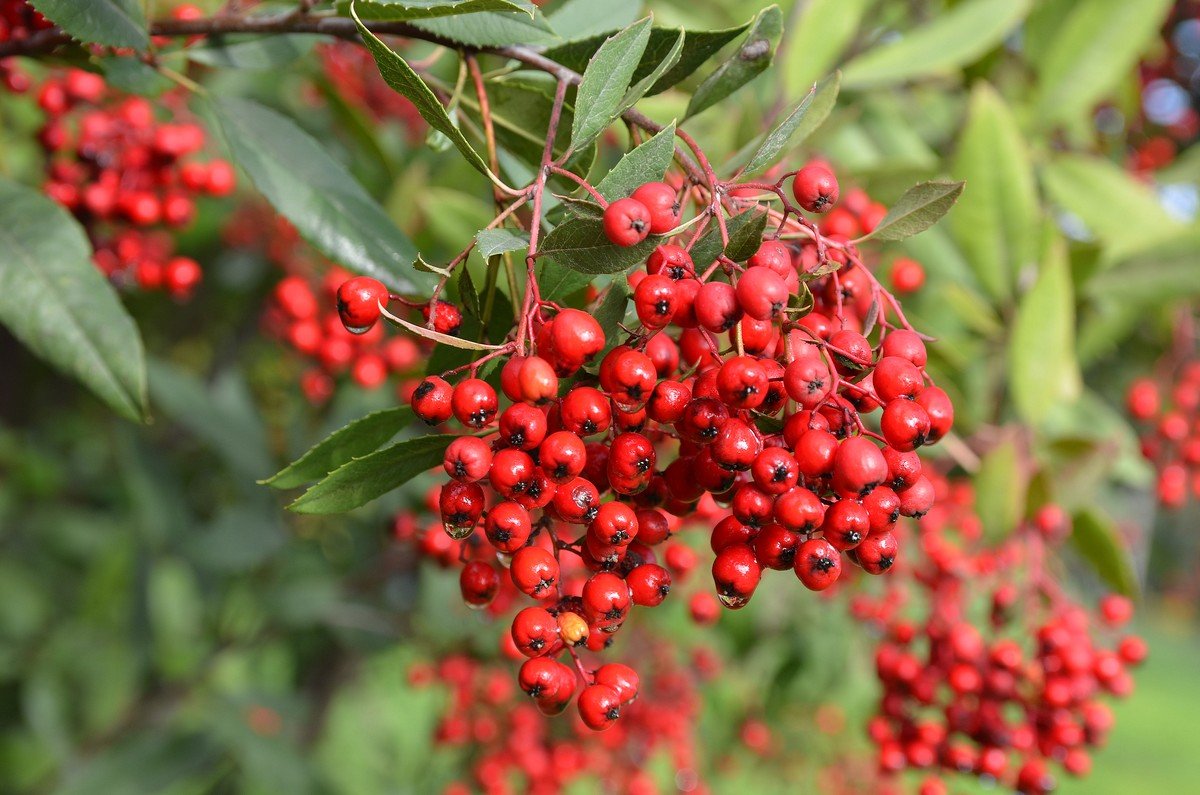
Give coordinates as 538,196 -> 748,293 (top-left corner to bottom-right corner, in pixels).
631,181 -> 681,234
603,197 -> 652,247
792,163 -> 839,213
336,277 -> 388,333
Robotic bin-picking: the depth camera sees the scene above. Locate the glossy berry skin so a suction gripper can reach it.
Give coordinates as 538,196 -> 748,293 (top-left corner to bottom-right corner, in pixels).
792,164 -> 839,213
443,436 -> 493,482
498,402 -> 547,450
626,563 -> 671,607
736,266 -> 789,321
578,683 -> 623,731
459,561 -> 500,608
711,544 -> 762,609
603,197 -> 652,246
751,447 -> 800,495
646,244 -> 694,280
560,387 -> 613,436
582,572 -> 633,629
794,537 -> 841,590
336,277 -> 388,333
717,356 -> 769,410
631,181 -> 681,234
917,386 -> 954,443
517,356 -> 559,404
510,546 -> 560,599
483,500 -> 533,553
647,380 -> 691,424
852,531 -> 898,574
881,399 -> 932,452
539,431 -> 587,483
451,378 -> 498,429
439,481 -> 485,538
511,606 -> 560,658
633,274 -> 678,329
881,329 -> 928,367
695,281 -> 743,332
874,356 -> 924,402
832,436 -> 889,497
821,498 -> 869,550
411,376 -> 453,425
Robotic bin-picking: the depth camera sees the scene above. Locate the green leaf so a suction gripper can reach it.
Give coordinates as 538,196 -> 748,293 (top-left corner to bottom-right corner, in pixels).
210,96 -> 416,288
353,5 -> 491,176
537,261 -> 594,302
781,0 -> 868,95
724,210 -> 770,262
1071,509 -> 1139,597
264,406 -> 416,489
1085,228 -> 1200,305
187,34 -> 321,70
541,217 -> 660,274
542,22 -> 750,96
840,0 -> 1032,89
858,181 -> 964,242
100,57 -> 173,96
459,266 -> 482,320
411,7 -> 558,46
949,82 -> 1037,306
571,18 -> 653,150
1040,153 -> 1182,260
685,6 -> 783,120
0,178 -> 147,422
548,0 -> 642,40
594,280 -> 632,359
1032,0 -> 1173,128
1008,231 -> 1081,426
475,228 -> 530,257
740,72 -> 839,177
289,434 -> 456,514
28,0 -> 148,50
973,435 -> 1026,542
595,122 -> 677,201
345,0 -> 538,21
616,29 -> 684,116
690,208 -> 768,268
463,80 -> 593,176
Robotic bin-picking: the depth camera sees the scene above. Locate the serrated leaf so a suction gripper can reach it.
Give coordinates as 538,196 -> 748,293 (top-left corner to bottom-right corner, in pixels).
537,261 -> 594,301
28,0 -> 148,50
540,217 -> 660,274
1071,509 -> 1139,596
782,0 -> 868,95
354,5 -> 491,176
289,434 -> 456,514
974,435 -> 1026,542
724,211 -> 769,262
571,18 -> 653,151
949,82 -> 1037,306
211,96 -> 415,288
264,406 -> 416,489
1032,0 -> 1173,128
548,0 -> 642,40
1008,231 -> 1081,427
595,122 -> 677,201
840,0 -> 1031,89
690,209 -> 768,268
859,181 -> 964,242
685,6 -> 783,120
0,178 -> 147,422
555,195 -> 606,219
187,34 -> 321,70
542,22 -> 750,96
344,0 -> 538,21
740,72 -> 839,177
411,6 -> 558,46
475,228 -> 530,257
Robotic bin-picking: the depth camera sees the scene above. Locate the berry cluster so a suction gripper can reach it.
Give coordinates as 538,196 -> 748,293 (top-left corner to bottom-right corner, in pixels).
315,42 -> 426,140
31,67 -> 232,297
1127,359 -> 1200,508
853,473 -> 1145,795
337,157 -> 952,732
0,0 -> 47,92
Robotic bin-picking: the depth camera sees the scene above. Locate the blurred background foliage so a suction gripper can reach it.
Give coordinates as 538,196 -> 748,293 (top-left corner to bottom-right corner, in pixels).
1,0 -> 1199,792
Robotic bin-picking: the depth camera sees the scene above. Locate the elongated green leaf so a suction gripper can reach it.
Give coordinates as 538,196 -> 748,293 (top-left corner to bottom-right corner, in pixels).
1032,0 -> 1173,128
1071,509 -> 1139,596
595,122 -> 676,201
617,30 -> 683,116
542,22 -> 750,96
1085,228 -> 1200,305
264,406 -> 416,489
537,261 -> 594,301
1008,232 -> 1081,426
1040,154 -> 1182,260
782,0 -> 868,94
595,281 -> 632,359
571,19 -> 653,150
859,181 -> 964,242
541,217 -> 660,274
724,211 -> 770,262
0,178 -> 147,421
548,0 -> 642,40
949,82 -> 1037,306
289,434 -> 456,514
411,7 -> 558,46
344,0 -> 537,21
690,209 -> 768,268
974,435 -> 1026,542
741,72 -> 840,177
840,0 -> 1031,89
100,56 -> 173,96
211,96 -> 416,288
354,5 -> 490,176
475,229 -> 530,257
28,0 -> 148,50
686,6 -> 783,119
187,34 -> 321,70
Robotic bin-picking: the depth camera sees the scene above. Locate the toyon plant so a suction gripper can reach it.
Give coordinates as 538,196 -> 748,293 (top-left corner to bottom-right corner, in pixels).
0,0 -> 1183,793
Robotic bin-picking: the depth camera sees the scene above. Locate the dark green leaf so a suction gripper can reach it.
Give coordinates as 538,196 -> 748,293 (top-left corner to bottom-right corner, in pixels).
690,208 -> 769,268
264,406 -> 416,489
411,7 -> 558,46
571,18 -> 652,150
1071,509 -> 1139,596
840,0 -> 1031,89
685,6 -> 782,119
345,0 -> 538,21
28,0 -> 148,50
187,34 -> 321,70
459,267 -> 482,320
724,210 -> 769,262
595,122 -> 677,201
100,57 -> 173,96
210,96 -> 416,288
354,7 -> 491,175
540,217 -> 660,274
548,0 -> 642,40
464,80 -> 593,176
595,281 -> 632,359
858,181 -> 964,242
289,434 -> 457,514
555,195 -> 606,219
0,178 -> 147,421
617,30 -> 683,115
740,72 -> 839,177
475,228 -> 530,257
538,261 -> 594,301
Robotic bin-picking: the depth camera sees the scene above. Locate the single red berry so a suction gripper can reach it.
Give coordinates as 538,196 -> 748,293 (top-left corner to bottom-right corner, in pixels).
410,376 -> 453,424
694,281 -> 743,332
794,537 -> 841,590
483,500 -> 533,552
633,274 -> 678,329
792,163 -> 839,213
336,277 -> 389,334
511,606 -> 560,657
510,545 -> 560,599
890,257 -> 925,293
880,399 -> 932,452
603,197 -> 652,247
916,386 -> 954,442
626,563 -> 671,607
717,356 -> 769,410
832,436 -> 888,497
578,683 -> 622,731
736,266 -> 789,321
631,181 -> 681,234
851,531 -> 898,574
498,402 -> 548,450
646,243 -> 694,280
439,480 -> 485,538
711,544 -> 762,609
539,431 -> 587,483
594,662 -> 640,704
459,561 -> 500,608
450,378 -> 498,428
774,486 -> 826,533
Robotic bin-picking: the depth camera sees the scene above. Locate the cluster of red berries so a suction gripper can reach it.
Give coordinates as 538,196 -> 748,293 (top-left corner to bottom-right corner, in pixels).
852,472 -> 1145,795
0,0 -> 47,92
315,42 -> 426,140
337,159 -> 952,733
409,644 -> 709,795
1127,360 -> 1200,508
29,67 -> 233,297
